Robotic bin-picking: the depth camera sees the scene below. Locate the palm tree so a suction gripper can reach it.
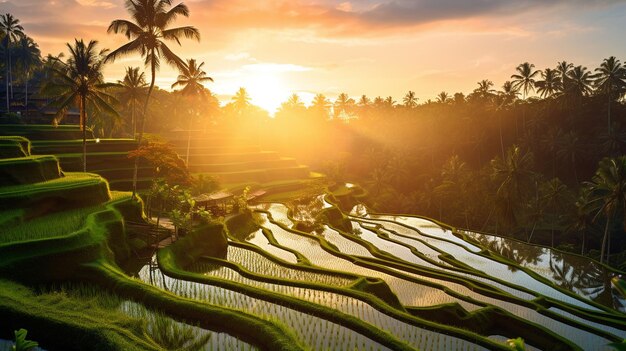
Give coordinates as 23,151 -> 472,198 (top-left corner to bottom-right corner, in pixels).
284,93 -> 304,109
403,90 -> 418,108
42,39 -> 118,172
172,58 -> 213,165
357,94 -> 370,107
13,35 -> 41,117
436,91 -> 450,104
511,62 -> 539,130
334,92 -> 354,117
383,96 -> 396,109
586,156 -> 626,263
309,93 -> 330,120
231,87 -> 251,115
555,61 -> 574,85
106,0 -> 200,195
595,56 -> 625,133
565,65 -> 594,98
535,68 -> 562,98
473,79 -> 496,101
1,13 -> 24,111
490,145 -> 535,232
556,130 -> 585,183
117,67 -> 147,136
511,62 -> 539,98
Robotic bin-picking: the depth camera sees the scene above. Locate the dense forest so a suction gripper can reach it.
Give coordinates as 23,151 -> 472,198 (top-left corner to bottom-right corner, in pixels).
1,12 -> 626,268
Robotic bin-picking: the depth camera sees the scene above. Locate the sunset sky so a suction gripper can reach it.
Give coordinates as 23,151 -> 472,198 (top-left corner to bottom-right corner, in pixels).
3,0 -> 626,113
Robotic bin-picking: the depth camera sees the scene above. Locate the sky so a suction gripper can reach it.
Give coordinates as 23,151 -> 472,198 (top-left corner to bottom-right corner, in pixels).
3,0 -> 626,113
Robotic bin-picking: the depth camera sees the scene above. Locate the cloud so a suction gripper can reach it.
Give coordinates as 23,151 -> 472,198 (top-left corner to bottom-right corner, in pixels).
242,63 -> 312,73
189,0 -> 626,38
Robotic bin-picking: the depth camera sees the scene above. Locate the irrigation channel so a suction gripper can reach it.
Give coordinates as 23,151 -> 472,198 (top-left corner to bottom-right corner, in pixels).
127,194 -> 625,351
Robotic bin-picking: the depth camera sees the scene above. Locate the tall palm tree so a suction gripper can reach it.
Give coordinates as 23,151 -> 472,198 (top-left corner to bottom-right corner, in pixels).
1,13 -> 24,111
555,61 -> 573,85
491,145 -> 535,232
13,35 -> 41,117
117,67 -> 147,136
586,156 -> 626,263
42,39 -> 118,172
535,68 -> 562,98
383,96 -> 395,109
595,56 -> 626,133
511,62 -> 539,130
357,94 -> 370,107
171,58 -> 212,96
231,87 -> 251,115
473,79 -> 496,101
334,92 -> 353,117
172,58 -> 212,165
565,65 -> 594,98
309,93 -> 330,120
403,90 -> 418,108
106,0 -> 200,195
436,91 -> 450,104
511,62 -> 539,98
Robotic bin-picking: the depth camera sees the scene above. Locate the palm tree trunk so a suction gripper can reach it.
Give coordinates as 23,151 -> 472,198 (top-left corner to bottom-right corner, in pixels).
607,92 -> 611,134
24,71 -> 28,118
600,217 -> 610,263
499,114 -> 505,159
5,51 -> 9,112
81,94 -> 87,172
186,111 -> 192,165
132,56 -> 156,197
8,49 -> 13,99
580,230 -> 585,255
131,100 -> 136,137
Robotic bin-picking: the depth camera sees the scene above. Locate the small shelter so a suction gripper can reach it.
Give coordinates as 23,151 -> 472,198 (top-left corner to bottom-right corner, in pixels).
194,190 -> 234,216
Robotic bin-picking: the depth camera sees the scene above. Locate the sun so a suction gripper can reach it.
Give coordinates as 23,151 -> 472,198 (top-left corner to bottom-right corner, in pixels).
245,73 -> 291,116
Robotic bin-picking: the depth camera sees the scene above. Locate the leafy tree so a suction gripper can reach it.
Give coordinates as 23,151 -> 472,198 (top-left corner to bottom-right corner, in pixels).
41,39 -> 117,172
106,0 -> 200,195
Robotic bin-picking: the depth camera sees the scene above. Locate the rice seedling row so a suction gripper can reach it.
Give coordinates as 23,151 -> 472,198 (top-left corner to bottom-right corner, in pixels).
243,229 -> 299,264
355,222 -> 446,270
377,227 -> 538,301
137,265 -> 392,351
315,225 -> 377,258
188,261 -> 488,350
369,215 -> 483,252
252,203 -> 293,227
258,214 -> 481,310
462,230 -> 615,303
121,301 -> 258,351
0,192 -> 132,244
264,203 -> 626,349
363,217 -> 601,311
217,245 -> 354,286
